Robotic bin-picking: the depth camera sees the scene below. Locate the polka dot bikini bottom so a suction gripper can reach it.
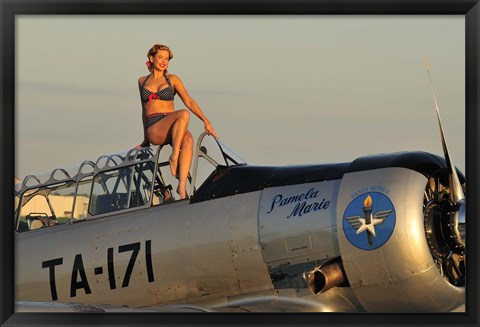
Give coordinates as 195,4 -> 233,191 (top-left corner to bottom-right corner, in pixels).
146,112 -> 170,129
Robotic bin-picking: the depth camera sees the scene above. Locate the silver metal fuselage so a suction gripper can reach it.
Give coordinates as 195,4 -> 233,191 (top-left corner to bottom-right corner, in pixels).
16,191 -> 271,306
14,141 -> 465,312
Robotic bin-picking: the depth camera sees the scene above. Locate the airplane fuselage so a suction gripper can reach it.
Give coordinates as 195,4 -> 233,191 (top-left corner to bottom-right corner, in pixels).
14,142 -> 465,312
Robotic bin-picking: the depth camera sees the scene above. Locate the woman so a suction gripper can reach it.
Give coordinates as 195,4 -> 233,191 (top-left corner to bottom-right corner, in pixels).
138,44 -> 217,199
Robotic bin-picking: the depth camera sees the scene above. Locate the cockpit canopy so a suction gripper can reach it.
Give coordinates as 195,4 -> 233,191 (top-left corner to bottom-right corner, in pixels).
14,133 -> 247,232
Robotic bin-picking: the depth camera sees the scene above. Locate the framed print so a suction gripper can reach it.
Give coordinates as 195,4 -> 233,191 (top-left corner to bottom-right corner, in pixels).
1,1 -> 479,326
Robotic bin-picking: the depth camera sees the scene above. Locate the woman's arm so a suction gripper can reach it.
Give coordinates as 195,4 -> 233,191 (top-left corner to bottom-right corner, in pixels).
171,75 -> 218,138
137,77 -> 150,147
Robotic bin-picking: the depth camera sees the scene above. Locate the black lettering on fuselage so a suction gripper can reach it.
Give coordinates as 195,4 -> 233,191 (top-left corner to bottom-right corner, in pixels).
42,258 -> 63,301
42,240 -> 154,300
119,242 -> 141,288
70,254 -> 91,298
145,240 -> 155,282
107,247 -> 116,290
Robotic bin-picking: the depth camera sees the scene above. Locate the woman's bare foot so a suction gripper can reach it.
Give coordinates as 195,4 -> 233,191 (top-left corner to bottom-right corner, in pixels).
160,185 -> 172,202
169,155 -> 178,178
176,185 -> 187,200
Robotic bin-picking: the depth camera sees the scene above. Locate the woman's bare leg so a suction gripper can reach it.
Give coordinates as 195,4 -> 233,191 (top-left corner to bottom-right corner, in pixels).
146,110 -> 190,177
168,110 -> 190,177
176,130 -> 194,199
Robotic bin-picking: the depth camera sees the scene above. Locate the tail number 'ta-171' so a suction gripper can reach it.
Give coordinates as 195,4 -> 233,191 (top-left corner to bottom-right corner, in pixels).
41,240 -> 155,301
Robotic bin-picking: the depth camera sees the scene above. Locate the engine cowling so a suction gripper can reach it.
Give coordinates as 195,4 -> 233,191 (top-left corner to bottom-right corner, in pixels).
336,155 -> 465,312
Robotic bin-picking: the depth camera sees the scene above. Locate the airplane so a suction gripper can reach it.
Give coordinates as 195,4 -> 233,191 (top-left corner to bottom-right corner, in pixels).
14,64 -> 466,313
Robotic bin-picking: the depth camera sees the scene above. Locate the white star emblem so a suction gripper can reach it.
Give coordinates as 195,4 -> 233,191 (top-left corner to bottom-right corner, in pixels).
346,209 -> 393,238
355,217 -> 385,237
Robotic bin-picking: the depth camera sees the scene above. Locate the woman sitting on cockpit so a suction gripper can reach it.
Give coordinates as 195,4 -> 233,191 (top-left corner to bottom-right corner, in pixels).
137,44 -> 217,200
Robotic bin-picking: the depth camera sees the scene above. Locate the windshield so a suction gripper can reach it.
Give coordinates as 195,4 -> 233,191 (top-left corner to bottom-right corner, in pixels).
216,138 -> 248,167
190,133 -> 247,194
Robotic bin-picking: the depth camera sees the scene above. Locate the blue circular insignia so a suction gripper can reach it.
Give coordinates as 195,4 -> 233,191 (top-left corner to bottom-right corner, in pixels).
343,192 -> 396,250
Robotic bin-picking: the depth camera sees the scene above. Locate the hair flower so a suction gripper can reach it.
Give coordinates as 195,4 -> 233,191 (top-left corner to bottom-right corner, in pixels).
145,61 -> 153,72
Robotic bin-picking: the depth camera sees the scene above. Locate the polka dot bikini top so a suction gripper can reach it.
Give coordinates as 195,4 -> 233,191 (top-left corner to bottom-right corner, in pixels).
141,73 -> 175,103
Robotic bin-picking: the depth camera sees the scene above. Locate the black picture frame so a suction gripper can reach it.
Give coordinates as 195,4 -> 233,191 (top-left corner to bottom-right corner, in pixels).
1,1 -> 478,326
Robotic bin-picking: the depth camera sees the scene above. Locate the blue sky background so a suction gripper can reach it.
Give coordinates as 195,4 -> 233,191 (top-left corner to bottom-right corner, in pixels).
16,16 -> 465,179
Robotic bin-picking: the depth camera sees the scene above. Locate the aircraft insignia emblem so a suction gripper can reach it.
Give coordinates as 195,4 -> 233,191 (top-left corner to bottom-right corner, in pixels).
343,192 -> 396,250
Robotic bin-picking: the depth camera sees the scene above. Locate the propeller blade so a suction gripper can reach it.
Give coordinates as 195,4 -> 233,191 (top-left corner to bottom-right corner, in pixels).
424,57 -> 464,202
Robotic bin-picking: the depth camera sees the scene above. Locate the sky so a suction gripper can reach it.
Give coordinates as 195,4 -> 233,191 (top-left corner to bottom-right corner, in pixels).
16,16 -> 465,180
